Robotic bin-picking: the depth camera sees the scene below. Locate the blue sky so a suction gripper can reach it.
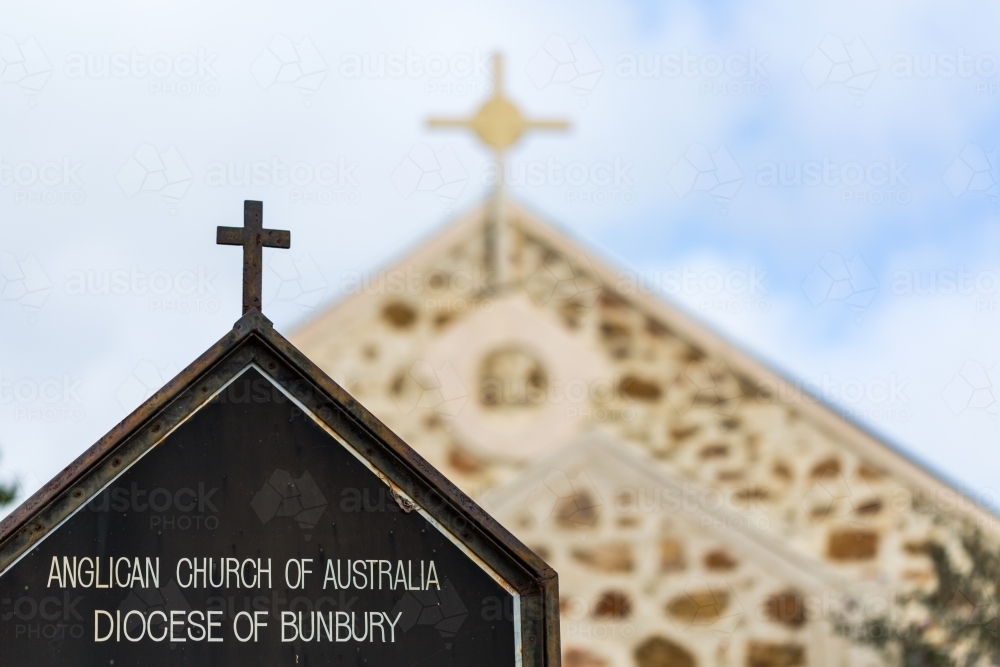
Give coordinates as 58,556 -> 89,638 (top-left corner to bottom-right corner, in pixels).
2,0 -> 1000,514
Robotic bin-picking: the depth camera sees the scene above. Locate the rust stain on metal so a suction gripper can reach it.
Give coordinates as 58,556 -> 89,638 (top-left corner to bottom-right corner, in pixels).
374,470 -> 417,513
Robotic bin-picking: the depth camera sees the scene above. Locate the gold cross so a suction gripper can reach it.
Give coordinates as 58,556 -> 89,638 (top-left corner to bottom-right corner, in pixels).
428,54 -> 569,154
428,54 -> 569,292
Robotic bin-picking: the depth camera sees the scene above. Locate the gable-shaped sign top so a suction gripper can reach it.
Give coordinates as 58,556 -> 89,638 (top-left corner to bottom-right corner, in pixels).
0,201 -> 559,666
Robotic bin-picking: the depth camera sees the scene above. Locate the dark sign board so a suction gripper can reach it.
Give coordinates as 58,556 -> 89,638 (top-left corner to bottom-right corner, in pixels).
0,203 -> 559,666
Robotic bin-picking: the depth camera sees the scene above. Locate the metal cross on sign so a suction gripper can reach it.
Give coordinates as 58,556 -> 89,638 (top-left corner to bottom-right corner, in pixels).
217,200 -> 291,314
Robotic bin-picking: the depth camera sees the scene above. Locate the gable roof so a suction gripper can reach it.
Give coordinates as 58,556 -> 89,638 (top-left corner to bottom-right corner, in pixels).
0,309 -> 560,667
482,429 -> 851,593
294,197 -> 998,534
481,429 -> 872,667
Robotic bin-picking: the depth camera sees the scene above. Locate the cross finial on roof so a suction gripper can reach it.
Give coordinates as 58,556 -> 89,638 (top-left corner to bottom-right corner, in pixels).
428,53 -> 569,155
217,200 -> 291,315
428,54 -> 570,290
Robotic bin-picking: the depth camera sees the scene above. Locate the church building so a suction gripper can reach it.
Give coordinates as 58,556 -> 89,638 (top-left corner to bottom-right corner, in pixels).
291,58 -> 996,667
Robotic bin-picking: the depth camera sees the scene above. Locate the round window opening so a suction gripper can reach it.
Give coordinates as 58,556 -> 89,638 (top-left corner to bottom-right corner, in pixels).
478,346 -> 549,411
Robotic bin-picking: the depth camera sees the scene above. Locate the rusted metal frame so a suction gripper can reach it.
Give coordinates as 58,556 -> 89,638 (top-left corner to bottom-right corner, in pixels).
0,311 -> 560,665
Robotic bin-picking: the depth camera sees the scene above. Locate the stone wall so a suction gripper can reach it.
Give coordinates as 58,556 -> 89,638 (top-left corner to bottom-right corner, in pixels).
293,205 -> 990,666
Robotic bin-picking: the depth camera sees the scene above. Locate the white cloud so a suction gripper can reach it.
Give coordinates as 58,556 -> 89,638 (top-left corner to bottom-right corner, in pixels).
4,0 -> 1000,515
